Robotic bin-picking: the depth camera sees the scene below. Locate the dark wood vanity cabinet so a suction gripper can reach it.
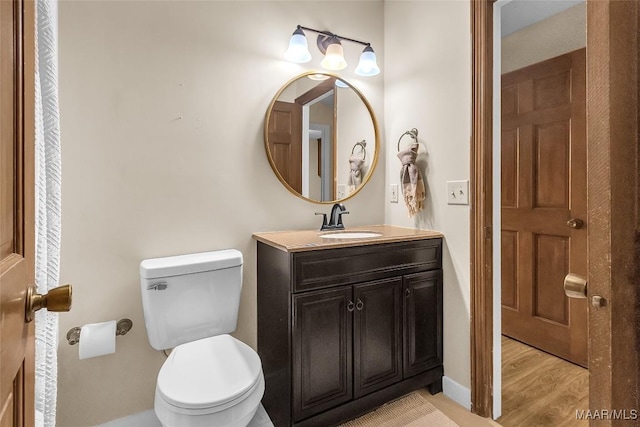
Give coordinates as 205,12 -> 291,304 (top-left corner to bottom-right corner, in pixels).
293,278 -> 404,421
403,271 -> 443,378
257,238 -> 443,427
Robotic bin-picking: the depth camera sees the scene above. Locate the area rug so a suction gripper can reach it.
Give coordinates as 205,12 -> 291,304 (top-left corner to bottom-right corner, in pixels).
339,392 -> 460,427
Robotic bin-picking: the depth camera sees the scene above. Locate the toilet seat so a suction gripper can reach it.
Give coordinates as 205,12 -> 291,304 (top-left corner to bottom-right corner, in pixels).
156,334 -> 263,414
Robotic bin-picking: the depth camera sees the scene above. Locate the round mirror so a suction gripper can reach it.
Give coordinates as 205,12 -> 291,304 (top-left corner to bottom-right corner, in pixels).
264,72 -> 379,203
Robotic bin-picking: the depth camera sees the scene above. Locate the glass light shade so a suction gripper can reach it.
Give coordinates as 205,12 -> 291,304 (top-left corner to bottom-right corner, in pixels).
355,46 -> 380,76
320,40 -> 347,71
284,29 -> 311,63
335,79 -> 349,88
308,73 -> 330,81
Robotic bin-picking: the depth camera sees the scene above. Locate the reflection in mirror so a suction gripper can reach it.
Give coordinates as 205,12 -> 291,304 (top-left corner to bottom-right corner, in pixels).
265,73 -> 378,203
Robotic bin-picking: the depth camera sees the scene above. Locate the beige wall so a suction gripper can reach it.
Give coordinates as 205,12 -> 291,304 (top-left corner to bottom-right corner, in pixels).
336,88 -> 376,195
502,3 -> 586,74
384,0 -> 472,392
57,1 -> 384,425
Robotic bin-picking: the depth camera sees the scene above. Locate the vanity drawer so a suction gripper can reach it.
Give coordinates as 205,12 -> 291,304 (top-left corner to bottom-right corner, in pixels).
292,238 -> 442,293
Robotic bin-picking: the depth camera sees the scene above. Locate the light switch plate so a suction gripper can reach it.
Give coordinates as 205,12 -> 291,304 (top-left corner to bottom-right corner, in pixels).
337,184 -> 346,199
447,180 -> 469,205
390,184 -> 399,203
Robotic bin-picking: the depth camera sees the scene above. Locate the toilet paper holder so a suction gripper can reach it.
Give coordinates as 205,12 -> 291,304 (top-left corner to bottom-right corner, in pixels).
66,318 -> 133,345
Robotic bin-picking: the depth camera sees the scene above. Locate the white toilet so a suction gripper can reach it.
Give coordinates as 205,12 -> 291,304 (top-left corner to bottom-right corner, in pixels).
139,249 -> 264,427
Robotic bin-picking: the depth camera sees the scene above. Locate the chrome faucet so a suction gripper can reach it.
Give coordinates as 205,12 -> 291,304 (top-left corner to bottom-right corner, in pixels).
315,203 -> 350,231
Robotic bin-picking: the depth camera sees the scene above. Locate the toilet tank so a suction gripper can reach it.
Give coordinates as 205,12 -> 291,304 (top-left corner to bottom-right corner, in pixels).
139,250 -> 243,350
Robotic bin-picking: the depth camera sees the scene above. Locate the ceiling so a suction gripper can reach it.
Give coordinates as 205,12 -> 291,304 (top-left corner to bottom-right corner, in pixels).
501,0 -> 584,37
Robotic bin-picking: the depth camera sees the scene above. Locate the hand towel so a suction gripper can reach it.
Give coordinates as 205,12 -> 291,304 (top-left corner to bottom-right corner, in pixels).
397,143 -> 425,217
347,155 -> 364,194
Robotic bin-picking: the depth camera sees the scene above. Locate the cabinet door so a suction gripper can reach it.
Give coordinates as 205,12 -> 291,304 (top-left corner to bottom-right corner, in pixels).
293,287 -> 353,421
403,270 -> 443,378
353,278 -> 403,398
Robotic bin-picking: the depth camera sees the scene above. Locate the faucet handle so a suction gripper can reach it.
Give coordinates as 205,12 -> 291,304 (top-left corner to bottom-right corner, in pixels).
315,212 -> 328,228
336,210 -> 349,227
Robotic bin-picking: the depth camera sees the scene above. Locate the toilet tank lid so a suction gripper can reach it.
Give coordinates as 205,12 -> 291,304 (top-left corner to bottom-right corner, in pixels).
140,249 -> 243,279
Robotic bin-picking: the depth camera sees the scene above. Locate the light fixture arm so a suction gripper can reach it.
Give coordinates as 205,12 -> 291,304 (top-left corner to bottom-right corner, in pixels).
296,25 -> 371,52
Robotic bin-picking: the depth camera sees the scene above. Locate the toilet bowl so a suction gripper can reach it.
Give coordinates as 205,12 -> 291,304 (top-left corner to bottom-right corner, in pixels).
139,250 -> 264,427
153,335 -> 264,427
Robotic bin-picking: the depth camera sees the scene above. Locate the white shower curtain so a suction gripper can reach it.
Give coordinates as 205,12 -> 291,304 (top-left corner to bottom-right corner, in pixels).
34,0 -> 62,426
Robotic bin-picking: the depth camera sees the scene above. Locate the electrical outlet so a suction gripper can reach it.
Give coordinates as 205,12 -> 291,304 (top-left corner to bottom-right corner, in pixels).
390,184 -> 399,203
447,180 -> 469,205
337,184 -> 346,199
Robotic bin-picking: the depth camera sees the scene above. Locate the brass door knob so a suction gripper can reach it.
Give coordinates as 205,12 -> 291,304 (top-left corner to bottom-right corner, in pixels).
25,284 -> 72,323
566,218 -> 584,229
564,274 -> 587,299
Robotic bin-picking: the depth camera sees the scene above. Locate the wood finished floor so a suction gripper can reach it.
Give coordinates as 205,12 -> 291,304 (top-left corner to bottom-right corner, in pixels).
499,336 -> 589,427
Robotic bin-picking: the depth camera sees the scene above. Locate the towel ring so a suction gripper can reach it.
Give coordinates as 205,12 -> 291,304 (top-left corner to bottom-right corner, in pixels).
351,140 -> 367,160
397,128 -> 419,152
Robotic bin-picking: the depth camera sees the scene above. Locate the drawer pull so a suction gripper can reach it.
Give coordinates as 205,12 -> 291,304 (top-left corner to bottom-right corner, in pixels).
356,299 -> 364,311
405,288 -> 411,298
347,301 -> 355,312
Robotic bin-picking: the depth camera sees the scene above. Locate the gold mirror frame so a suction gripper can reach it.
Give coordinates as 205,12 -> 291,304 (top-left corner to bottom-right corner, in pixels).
264,71 -> 380,204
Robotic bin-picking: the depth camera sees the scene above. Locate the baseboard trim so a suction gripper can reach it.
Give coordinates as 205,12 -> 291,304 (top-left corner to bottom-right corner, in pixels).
442,376 -> 471,410
96,410 -> 157,427
97,405 -> 274,427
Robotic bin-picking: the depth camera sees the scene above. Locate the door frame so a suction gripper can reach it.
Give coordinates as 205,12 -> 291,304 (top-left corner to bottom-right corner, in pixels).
470,0 -> 639,419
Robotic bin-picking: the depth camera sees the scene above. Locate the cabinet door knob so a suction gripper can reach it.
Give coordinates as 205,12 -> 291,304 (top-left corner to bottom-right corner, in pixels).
405,288 -> 411,298
356,299 -> 364,311
347,301 -> 355,312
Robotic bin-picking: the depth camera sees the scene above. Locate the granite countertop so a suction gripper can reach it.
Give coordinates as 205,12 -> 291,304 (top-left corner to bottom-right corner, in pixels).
252,224 -> 443,253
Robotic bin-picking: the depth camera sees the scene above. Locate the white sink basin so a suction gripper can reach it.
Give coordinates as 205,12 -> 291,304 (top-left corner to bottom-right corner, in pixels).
320,231 -> 383,239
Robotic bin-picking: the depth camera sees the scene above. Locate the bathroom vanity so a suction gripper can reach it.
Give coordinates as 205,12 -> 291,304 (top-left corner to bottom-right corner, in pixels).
254,225 -> 443,427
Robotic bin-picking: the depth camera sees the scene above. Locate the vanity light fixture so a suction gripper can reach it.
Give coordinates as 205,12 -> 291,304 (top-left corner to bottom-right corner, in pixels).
284,25 -> 380,76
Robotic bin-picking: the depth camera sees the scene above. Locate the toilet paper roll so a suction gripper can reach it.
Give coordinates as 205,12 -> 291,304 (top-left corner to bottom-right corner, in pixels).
79,320 -> 116,360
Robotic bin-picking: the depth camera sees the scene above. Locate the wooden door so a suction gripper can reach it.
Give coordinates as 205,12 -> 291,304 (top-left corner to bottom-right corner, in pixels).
292,287 -> 353,422
353,278 -> 402,399
501,49 -> 587,367
267,100 -> 302,193
0,0 -> 36,425
403,270 -> 443,380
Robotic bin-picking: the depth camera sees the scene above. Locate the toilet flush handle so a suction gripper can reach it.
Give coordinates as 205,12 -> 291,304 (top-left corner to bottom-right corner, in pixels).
148,282 -> 168,291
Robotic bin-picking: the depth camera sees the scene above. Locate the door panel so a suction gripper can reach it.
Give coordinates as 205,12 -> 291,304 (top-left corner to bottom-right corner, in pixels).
292,287 -> 353,421
500,129 -> 518,208
500,231 -> 518,310
534,121 -> 569,208
1,0 -> 18,260
533,70 -> 570,109
501,49 -> 588,367
403,270 -> 443,378
0,0 -> 35,425
353,278 -> 402,399
533,234 -> 569,325
267,101 -> 302,193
